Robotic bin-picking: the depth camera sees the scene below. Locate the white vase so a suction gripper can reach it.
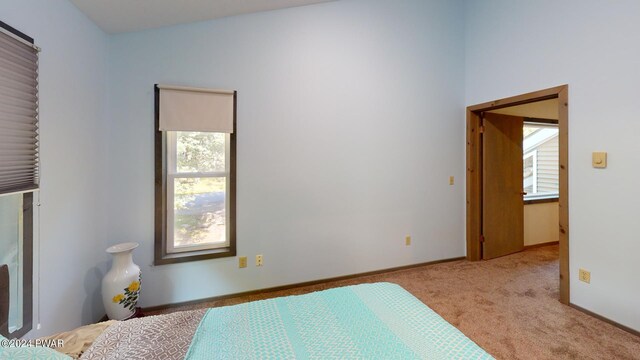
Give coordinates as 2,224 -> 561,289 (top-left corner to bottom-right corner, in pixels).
102,242 -> 141,320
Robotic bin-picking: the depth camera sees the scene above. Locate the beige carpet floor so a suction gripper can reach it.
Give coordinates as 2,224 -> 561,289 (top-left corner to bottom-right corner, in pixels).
147,246 -> 640,359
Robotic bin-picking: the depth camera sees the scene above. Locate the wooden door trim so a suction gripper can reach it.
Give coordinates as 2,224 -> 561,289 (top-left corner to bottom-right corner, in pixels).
466,85 -> 570,304
467,85 -> 566,112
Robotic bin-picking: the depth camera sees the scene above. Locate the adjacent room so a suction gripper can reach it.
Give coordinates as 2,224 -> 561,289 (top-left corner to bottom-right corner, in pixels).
1,0 -> 639,359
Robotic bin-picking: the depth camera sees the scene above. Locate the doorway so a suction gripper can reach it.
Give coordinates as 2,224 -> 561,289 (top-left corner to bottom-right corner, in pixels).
466,85 -> 569,304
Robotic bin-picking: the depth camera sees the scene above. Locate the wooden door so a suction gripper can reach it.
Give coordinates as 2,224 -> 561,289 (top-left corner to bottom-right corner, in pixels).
482,113 -> 524,259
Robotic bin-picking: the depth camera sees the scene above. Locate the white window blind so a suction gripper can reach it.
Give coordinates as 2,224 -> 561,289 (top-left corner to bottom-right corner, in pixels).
0,29 -> 39,195
158,85 -> 234,133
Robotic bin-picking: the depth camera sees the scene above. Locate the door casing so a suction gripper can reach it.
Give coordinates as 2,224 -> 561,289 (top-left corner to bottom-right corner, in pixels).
466,85 -> 569,304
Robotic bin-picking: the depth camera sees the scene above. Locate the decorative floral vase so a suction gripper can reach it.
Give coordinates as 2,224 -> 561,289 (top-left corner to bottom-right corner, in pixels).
102,242 -> 141,320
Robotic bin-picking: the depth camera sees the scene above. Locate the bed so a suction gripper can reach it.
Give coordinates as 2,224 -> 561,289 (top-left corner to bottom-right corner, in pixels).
2,272 -> 493,359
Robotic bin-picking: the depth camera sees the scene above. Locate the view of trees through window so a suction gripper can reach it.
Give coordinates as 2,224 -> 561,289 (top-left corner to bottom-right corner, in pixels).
172,132 -> 227,249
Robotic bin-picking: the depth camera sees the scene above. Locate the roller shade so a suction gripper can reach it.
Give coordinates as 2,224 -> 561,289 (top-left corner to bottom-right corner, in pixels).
0,28 -> 39,195
158,85 -> 234,133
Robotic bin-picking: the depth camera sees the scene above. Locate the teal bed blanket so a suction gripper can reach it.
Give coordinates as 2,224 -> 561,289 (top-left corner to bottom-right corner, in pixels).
186,283 -> 493,359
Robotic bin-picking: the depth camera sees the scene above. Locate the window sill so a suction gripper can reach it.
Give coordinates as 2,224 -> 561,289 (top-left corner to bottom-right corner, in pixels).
154,246 -> 236,265
524,196 -> 559,205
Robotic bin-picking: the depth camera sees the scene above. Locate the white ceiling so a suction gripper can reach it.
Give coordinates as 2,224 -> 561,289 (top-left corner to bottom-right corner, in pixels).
70,0 -> 337,34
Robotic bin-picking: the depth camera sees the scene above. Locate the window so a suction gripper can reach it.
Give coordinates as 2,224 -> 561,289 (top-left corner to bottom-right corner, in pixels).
0,21 -> 38,338
523,121 -> 559,202
155,85 -> 236,264
523,150 -> 537,194
0,193 -> 33,338
167,132 -> 230,253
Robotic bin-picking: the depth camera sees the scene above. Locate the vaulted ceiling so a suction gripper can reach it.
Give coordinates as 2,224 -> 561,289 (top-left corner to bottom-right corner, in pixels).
70,0 -> 337,33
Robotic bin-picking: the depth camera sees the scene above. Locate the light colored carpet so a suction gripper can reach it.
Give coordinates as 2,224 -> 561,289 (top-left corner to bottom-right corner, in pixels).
147,246 -> 640,359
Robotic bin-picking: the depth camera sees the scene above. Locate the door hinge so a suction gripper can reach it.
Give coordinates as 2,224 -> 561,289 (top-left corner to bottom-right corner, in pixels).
479,234 -> 485,243
479,125 -> 485,134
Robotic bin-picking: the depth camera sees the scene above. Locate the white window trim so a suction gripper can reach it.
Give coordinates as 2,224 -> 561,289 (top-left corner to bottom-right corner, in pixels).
165,131 -> 231,254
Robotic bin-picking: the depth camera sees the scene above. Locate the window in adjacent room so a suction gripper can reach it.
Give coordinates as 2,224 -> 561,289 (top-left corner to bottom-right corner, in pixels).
523,150 -> 537,194
523,121 -> 559,201
154,85 -> 236,264
0,21 -> 39,338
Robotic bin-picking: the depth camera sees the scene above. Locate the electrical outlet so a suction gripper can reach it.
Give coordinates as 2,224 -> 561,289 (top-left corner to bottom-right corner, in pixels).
256,254 -> 263,266
579,268 -> 591,284
238,256 -> 247,268
449,176 -> 454,185
405,236 -> 411,246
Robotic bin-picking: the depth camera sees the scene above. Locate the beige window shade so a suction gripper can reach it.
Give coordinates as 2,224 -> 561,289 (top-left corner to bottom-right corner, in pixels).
158,85 -> 234,133
0,28 -> 39,195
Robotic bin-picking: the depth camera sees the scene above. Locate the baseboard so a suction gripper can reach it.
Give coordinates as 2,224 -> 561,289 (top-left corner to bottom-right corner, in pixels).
523,241 -> 559,250
143,256 -> 465,313
569,303 -> 640,337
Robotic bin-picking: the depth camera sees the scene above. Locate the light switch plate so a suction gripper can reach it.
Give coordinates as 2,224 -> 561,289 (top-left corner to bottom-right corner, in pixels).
592,152 -> 607,168
579,268 -> 591,284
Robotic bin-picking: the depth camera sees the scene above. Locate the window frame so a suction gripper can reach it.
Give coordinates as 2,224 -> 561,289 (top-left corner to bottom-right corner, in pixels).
523,118 -> 559,205
154,85 -> 237,265
0,20 -> 35,339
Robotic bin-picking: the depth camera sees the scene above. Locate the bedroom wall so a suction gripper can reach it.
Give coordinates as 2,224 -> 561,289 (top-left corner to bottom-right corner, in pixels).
108,0 -> 466,307
0,0 -> 110,337
524,202 -> 558,246
465,0 -> 640,331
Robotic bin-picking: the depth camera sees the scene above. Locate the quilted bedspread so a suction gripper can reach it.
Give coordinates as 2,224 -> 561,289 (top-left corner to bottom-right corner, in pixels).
186,283 -> 493,359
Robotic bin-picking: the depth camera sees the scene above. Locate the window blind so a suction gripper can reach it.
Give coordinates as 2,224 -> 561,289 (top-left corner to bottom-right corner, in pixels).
158,85 -> 234,133
0,29 -> 39,195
